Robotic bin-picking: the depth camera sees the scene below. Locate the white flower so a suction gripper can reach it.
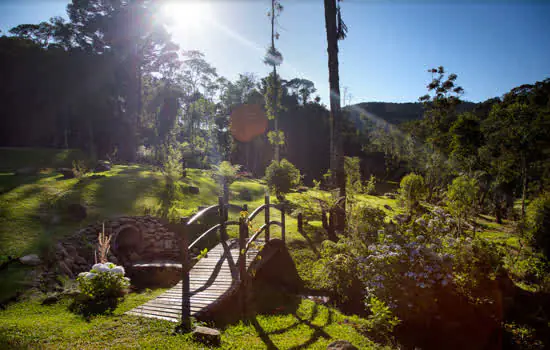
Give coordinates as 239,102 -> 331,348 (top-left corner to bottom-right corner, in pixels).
91,263 -> 103,271
111,266 -> 125,275
78,272 -> 88,278
85,272 -> 96,279
416,235 -> 425,242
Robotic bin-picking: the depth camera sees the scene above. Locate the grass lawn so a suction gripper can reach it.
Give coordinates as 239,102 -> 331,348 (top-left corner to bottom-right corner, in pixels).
0,293 -> 383,349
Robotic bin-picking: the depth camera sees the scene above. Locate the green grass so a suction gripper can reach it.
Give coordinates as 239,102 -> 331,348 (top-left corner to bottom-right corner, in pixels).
0,294 -> 382,349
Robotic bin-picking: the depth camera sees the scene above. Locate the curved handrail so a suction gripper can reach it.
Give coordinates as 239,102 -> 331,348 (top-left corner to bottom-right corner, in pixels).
225,220 -> 240,226
247,204 -> 267,221
187,204 -> 220,225
189,224 -> 221,250
244,220 -> 282,251
246,224 -> 267,249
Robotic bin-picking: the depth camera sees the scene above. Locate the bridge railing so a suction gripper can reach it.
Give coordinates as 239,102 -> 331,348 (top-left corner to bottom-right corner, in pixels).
179,194 -> 285,331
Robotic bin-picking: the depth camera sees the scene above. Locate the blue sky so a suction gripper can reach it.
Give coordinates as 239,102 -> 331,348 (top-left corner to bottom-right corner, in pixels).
1,0 -> 549,104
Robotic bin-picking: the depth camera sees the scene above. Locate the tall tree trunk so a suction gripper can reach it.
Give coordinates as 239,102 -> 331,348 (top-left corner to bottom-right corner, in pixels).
324,0 -> 346,231
271,0 -> 280,162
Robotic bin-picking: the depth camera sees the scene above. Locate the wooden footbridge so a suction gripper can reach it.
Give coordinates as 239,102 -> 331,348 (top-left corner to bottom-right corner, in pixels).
127,196 -> 287,329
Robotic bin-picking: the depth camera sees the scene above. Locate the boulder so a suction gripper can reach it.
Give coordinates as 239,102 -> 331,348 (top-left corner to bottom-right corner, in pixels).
94,160 -> 111,172
19,254 -> 42,266
187,186 -> 200,195
327,340 -> 358,350
384,204 -> 393,211
192,326 -> 221,347
67,203 -> 87,221
57,168 -> 75,179
15,167 -> 37,176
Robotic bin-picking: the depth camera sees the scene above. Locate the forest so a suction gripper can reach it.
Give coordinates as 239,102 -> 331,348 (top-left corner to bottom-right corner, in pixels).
1,0 -> 550,349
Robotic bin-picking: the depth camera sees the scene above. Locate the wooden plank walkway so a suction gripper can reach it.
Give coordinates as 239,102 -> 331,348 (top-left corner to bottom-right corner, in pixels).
126,239 -> 261,322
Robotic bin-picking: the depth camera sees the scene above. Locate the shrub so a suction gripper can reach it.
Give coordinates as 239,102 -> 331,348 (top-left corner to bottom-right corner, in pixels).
73,262 -> 130,315
265,159 -> 301,198
398,173 -> 425,214
526,193 -> 550,258
364,174 -> 377,195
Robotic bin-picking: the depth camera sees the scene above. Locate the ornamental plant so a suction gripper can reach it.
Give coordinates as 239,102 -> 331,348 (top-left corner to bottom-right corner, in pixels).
74,262 -> 130,315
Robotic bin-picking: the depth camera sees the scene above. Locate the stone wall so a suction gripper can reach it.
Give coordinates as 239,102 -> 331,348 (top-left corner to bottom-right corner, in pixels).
48,216 -> 181,281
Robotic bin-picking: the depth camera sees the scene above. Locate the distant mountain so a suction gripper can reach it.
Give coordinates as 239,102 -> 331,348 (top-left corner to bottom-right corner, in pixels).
345,101 -> 478,125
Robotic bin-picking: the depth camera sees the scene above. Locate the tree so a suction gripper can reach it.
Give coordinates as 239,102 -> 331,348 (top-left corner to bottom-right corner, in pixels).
285,78 -> 317,105
447,175 -> 479,236
323,0 -> 348,231
264,0 -> 284,162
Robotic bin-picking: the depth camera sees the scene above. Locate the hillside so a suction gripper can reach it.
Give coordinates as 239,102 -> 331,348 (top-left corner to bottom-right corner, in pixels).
346,101 -> 478,125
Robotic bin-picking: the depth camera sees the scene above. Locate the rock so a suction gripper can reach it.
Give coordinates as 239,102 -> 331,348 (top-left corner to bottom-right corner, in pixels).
58,261 -> 74,278
41,293 -> 61,305
15,167 -> 37,176
67,203 -> 87,221
57,168 -> 76,179
187,186 -> 200,195
327,340 -> 358,350
19,254 -> 42,266
296,186 -> 309,193
192,326 -> 221,347
94,160 -> 111,172
74,255 -> 88,266
384,192 -> 397,199
56,244 -> 68,259
383,204 -> 393,211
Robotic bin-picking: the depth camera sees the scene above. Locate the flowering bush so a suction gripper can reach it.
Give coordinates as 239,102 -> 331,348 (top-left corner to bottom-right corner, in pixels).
73,262 -> 130,315
318,204 -> 504,331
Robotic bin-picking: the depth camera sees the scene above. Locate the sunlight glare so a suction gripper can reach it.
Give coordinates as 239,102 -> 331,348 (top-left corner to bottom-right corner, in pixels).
161,1 -> 212,30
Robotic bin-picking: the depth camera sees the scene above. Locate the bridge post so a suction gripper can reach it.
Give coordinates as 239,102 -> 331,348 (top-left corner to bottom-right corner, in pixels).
218,196 -> 227,242
179,217 -> 191,332
264,195 -> 270,242
297,212 -> 303,235
238,207 -> 248,318
281,203 -> 286,244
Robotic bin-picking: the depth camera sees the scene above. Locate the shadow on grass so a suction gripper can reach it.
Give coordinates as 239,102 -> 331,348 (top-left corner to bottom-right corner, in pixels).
248,302 -> 334,350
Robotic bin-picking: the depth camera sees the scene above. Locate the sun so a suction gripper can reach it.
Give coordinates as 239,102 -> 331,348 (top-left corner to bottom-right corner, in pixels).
161,1 -> 212,29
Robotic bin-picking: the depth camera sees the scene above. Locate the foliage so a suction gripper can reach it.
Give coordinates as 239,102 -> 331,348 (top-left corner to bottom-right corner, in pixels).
265,159 -> 301,197
74,262 -> 130,315
446,175 -> 479,235
364,174 -> 377,195
398,173 -> 425,213
345,156 -> 363,194
212,161 -> 241,185
364,296 -> 401,342
525,192 -> 550,258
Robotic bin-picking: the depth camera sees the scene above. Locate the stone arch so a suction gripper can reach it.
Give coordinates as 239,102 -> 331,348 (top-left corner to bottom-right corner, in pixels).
112,224 -> 144,265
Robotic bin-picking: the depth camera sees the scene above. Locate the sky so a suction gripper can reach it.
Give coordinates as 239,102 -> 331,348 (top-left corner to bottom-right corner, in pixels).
1,0 -> 549,104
